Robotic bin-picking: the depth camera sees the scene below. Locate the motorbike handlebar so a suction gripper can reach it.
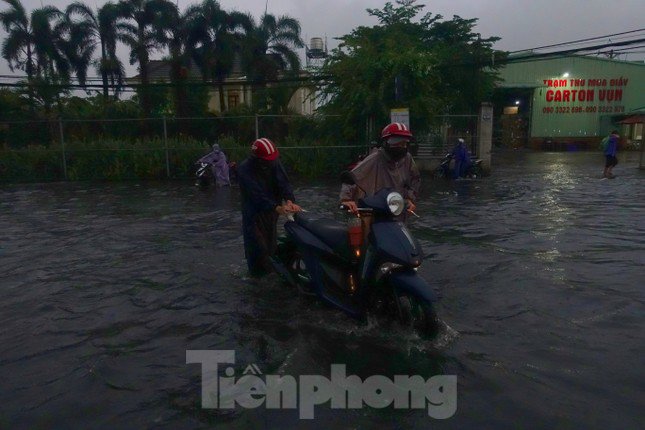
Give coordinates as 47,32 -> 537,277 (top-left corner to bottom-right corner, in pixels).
339,205 -> 373,212
339,204 -> 420,217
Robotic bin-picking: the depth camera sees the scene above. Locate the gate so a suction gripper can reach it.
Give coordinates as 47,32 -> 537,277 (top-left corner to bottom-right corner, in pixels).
415,114 -> 479,160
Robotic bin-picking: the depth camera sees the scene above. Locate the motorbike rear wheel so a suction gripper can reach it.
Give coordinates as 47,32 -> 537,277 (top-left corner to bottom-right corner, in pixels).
466,165 -> 482,179
397,293 -> 440,337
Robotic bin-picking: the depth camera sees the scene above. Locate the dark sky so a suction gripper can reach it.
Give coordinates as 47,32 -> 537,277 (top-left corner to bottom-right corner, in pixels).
2,0 -> 644,77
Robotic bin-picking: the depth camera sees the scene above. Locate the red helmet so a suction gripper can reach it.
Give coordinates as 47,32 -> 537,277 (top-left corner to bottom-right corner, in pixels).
251,138 -> 279,161
381,122 -> 413,140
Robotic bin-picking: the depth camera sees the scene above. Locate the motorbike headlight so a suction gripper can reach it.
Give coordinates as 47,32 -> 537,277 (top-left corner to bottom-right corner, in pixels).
386,192 -> 405,216
375,262 -> 403,282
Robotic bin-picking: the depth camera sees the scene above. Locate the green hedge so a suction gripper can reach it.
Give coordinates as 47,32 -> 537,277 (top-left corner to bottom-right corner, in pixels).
0,137 -> 364,183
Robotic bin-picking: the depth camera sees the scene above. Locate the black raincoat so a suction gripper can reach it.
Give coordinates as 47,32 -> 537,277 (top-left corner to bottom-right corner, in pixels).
238,157 -> 295,276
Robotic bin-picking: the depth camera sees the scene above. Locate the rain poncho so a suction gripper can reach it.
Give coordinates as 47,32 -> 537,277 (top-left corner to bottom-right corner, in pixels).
238,157 -> 296,276
198,144 -> 230,186
340,149 -> 420,204
451,142 -> 472,179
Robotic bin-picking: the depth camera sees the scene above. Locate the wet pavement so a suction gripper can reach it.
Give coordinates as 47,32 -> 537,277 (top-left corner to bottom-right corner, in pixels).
0,151 -> 643,429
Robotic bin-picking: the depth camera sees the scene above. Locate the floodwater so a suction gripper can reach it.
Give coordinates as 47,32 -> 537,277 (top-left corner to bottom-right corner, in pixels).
0,152 -> 643,429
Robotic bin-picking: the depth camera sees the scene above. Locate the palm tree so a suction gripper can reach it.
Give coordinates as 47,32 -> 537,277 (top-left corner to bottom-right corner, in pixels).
65,2 -> 124,102
0,0 -> 34,76
1,0 -> 38,109
240,13 -> 304,83
31,7 -> 68,78
33,7 -> 72,114
1,0 -> 72,113
239,12 -> 304,112
56,10 -> 95,88
154,3 -> 199,118
187,0 -> 251,112
117,0 -> 175,118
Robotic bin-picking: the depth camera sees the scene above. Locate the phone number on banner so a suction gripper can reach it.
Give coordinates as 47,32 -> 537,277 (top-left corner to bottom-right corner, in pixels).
542,106 -> 625,114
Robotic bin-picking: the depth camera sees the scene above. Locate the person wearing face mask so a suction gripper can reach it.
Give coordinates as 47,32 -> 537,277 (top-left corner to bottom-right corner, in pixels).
340,122 -> 420,217
238,138 -> 302,277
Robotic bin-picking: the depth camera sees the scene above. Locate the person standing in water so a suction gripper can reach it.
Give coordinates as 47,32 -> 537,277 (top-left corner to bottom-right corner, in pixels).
603,130 -> 620,179
237,138 -> 301,277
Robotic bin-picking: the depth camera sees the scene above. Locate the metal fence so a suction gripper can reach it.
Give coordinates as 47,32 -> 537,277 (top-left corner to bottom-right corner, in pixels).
0,115 -> 367,182
415,114 -> 479,159
640,135 -> 645,170
0,113 -> 487,181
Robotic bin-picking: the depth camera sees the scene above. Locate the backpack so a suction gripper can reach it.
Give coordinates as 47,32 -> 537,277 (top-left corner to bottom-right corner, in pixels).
600,136 -> 610,150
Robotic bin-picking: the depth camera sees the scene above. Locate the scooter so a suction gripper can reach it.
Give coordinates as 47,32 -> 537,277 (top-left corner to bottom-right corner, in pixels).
195,160 -> 237,187
433,153 -> 483,179
195,161 -> 213,187
271,174 -> 440,337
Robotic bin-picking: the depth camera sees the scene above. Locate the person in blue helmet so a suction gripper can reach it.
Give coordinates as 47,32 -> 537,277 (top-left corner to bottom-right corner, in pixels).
451,138 -> 472,179
238,138 -> 301,277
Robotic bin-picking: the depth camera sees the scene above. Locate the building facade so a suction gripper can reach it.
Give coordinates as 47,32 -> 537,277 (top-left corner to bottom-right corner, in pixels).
496,56 -> 645,149
128,60 -> 316,116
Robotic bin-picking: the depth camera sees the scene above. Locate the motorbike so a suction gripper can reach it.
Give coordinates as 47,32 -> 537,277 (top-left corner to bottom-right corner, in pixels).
271,174 -> 440,337
433,153 -> 483,179
195,161 -> 213,187
195,160 -> 237,187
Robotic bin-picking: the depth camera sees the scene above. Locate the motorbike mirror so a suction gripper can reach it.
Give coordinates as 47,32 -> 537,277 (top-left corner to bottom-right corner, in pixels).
340,171 -> 355,185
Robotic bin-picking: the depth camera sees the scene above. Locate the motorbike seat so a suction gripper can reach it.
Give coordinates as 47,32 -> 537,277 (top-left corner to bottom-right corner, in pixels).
294,213 -> 349,251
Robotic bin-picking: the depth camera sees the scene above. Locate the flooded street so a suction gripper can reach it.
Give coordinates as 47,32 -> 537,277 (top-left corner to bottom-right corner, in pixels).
1,152 -> 643,429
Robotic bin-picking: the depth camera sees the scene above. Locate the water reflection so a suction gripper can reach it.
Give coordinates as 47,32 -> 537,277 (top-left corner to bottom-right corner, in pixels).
0,152 -> 643,428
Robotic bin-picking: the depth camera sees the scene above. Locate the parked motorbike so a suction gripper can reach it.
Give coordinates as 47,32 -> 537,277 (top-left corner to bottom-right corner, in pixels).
433,153 -> 483,179
271,174 -> 440,337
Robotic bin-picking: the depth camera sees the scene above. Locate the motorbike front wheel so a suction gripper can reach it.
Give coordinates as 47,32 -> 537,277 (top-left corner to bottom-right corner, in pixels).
433,167 -> 447,180
397,293 -> 440,337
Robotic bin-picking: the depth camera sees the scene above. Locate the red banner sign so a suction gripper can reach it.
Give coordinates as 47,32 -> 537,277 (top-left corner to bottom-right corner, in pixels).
541,76 -> 629,115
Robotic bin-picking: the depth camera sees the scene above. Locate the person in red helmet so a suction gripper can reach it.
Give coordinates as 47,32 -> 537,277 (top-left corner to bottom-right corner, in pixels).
238,138 -> 301,277
340,122 -> 420,217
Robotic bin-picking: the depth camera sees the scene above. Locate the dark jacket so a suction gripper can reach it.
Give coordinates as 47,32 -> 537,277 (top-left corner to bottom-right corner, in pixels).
238,157 -> 295,218
452,142 -> 471,162
604,134 -> 619,157
238,157 -> 296,275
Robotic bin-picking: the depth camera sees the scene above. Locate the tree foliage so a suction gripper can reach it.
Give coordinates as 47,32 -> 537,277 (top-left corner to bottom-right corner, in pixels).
1,0 -> 507,141
65,2 -> 125,101
319,0 -> 505,140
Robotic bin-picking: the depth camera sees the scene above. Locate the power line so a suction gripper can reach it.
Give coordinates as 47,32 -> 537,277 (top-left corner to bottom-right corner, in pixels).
504,37 -> 645,64
1,33 -> 643,90
508,28 -> 645,53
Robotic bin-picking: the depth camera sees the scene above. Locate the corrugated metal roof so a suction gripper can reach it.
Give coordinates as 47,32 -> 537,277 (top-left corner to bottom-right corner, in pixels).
129,54 -> 245,81
619,115 -> 645,124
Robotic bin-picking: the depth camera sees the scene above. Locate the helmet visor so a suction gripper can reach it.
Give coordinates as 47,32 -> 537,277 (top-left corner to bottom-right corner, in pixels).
386,135 -> 411,147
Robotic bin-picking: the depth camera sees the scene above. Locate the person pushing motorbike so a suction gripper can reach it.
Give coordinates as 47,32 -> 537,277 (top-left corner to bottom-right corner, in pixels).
451,138 -> 472,179
340,122 -> 420,217
238,138 -> 301,277
197,143 -> 230,186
